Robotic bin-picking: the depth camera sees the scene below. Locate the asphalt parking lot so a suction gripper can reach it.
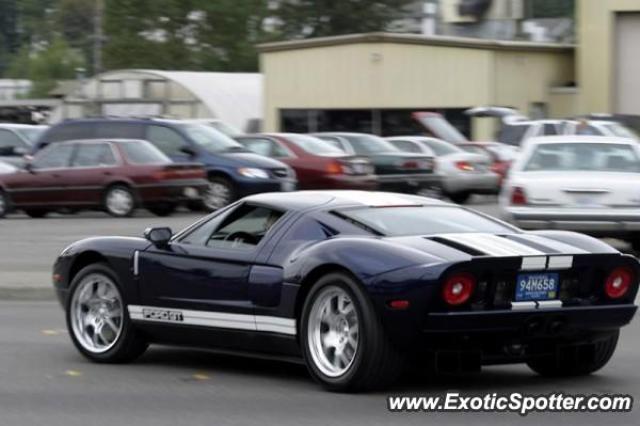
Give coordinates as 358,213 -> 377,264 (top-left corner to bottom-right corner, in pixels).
0,197 -> 638,425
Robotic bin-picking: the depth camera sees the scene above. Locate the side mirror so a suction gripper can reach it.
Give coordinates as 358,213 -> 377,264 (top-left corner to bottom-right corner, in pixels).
24,160 -> 35,173
144,227 -> 173,248
180,146 -> 196,157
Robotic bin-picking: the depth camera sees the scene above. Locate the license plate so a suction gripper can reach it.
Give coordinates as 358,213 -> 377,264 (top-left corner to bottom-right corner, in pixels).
514,272 -> 559,301
281,181 -> 296,192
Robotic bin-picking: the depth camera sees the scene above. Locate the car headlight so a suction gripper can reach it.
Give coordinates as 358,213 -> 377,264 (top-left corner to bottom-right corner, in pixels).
238,167 -> 270,179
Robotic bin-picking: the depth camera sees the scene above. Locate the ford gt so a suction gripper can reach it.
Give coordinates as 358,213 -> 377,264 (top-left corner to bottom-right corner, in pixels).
53,191 -> 639,391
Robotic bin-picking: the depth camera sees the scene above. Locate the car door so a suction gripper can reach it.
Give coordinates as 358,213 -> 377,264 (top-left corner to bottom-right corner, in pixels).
63,142 -> 120,206
136,203 -> 288,328
145,124 -> 194,163
11,144 -> 76,206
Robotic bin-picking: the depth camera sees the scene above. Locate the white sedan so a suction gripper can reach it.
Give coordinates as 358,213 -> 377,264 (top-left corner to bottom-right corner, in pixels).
500,136 -> 640,250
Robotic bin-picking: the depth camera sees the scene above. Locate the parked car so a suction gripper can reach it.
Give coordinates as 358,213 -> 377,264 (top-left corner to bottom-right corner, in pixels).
34,118 -> 296,210
386,136 -> 500,204
457,142 -> 519,185
236,133 -> 377,190
500,136 -> 640,250
311,132 -> 439,193
54,190 -> 638,391
0,139 -> 207,218
179,118 -> 244,138
0,124 -> 47,167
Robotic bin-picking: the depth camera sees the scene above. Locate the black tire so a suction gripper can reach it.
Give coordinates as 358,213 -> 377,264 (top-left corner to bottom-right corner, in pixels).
202,176 -> 235,211
24,209 -> 48,218
185,200 -> 205,212
147,203 -> 176,217
0,190 -> 8,218
447,192 -> 471,204
526,331 -> 619,377
300,272 -> 405,392
66,263 -> 148,363
103,185 -> 135,218
630,237 -> 640,254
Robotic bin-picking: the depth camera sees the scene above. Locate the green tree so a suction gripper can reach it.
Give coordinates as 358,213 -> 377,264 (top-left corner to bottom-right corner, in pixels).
6,37 -> 85,97
273,0 -> 415,38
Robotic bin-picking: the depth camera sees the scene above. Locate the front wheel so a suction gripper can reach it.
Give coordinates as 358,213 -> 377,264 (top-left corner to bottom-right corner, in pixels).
202,176 -> 234,211
526,331 -> 619,377
147,203 -> 176,217
300,272 -> 405,392
447,192 -> 471,204
66,263 -> 147,363
24,209 -> 48,218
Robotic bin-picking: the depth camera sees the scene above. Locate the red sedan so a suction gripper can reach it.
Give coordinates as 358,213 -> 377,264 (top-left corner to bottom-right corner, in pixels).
235,133 -> 378,190
0,139 -> 208,218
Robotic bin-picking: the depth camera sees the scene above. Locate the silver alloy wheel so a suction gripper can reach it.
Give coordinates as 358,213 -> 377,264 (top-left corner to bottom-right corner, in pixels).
307,285 -> 360,378
105,187 -> 134,216
70,273 -> 124,354
204,181 -> 231,210
0,192 -> 6,217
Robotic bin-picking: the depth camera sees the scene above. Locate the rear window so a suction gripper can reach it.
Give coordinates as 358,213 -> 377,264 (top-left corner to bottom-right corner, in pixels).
335,206 -> 512,236
286,134 -> 345,156
343,135 -> 399,155
422,139 -> 460,156
498,124 -> 529,146
524,143 -> 640,173
119,141 -> 171,164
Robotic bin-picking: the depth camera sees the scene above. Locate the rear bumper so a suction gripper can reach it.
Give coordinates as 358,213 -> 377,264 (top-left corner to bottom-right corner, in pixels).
503,207 -> 640,235
423,304 -> 637,334
442,172 -> 500,194
322,175 -> 379,190
377,173 -> 442,191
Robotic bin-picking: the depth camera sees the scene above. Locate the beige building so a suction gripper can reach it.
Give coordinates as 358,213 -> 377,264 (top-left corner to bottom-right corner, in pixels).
577,0 -> 640,115
259,33 -> 574,140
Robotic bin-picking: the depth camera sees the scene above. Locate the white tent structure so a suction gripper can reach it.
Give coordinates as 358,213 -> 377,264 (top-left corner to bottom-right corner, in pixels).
51,69 -> 263,131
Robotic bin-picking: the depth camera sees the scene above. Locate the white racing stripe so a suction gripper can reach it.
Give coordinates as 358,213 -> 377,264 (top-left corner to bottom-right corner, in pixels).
128,305 -> 297,336
439,233 -> 546,257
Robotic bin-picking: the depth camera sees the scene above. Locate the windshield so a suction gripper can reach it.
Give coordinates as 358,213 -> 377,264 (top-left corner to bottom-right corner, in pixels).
180,123 -> 245,153
344,135 -> 400,155
422,138 -> 461,156
208,121 -> 243,138
336,206 -> 512,236
601,123 -> 639,139
14,127 -> 44,143
120,140 -> 171,164
524,143 -> 640,173
286,134 -> 345,156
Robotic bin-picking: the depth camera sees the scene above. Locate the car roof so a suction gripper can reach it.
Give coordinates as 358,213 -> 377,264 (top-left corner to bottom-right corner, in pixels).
312,132 -> 375,137
524,135 -> 636,145
0,123 -> 47,129
244,190 -> 450,212
52,138 -> 149,146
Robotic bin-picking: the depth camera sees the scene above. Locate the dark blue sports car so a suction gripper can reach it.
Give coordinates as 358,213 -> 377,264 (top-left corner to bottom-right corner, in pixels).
53,191 -> 639,391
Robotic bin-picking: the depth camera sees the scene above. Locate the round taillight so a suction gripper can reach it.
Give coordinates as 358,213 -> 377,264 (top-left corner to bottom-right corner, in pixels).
605,267 -> 633,299
442,273 -> 476,306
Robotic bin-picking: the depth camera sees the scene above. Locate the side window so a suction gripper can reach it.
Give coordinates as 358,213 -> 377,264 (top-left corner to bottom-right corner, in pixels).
44,123 -> 95,143
272,141 -> 292,158
543,123 -> 559,136
390,139 -> 422,153
498,124 -> 529,146
0,130 -> 24,152
72,143 -> 118,167
181,204 -> 283,250
33,144 -> 75,169
96,123 -> 144,139
239,137 -> 274,157
146,125 -> 188,156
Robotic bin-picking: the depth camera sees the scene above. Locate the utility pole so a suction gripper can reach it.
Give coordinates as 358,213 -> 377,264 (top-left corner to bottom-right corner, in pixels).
93,0 -> 104,75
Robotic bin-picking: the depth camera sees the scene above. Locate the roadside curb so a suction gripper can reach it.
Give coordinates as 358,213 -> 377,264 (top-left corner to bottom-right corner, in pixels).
0,287 -> 55,301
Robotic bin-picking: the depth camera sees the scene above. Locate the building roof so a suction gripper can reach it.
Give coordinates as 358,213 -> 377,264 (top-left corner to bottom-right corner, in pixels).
138,70 -> 262,131
258,32 -> 575,54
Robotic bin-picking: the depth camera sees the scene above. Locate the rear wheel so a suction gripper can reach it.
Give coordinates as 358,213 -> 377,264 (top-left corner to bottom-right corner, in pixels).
24,209 -> 48,218
104,185 -> 135,217
447,192 -> 471,204
66,263 -> 147,363
147,203 -> 176,217
0,190 -> 8,218
526,331 -> 619,377
203,176 -> 234,211
300,272 -> 405,392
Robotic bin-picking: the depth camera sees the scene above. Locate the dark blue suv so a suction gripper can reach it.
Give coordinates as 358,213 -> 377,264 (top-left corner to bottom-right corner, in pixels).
34,118 -> 297,210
